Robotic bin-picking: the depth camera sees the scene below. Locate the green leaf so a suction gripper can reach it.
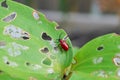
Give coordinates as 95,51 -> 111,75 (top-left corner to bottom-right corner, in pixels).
0,71 -> 23,80
73,47 -> 79,57
71,33 -> 120,80
0,0 -> 73,79
70,71 -> 117,80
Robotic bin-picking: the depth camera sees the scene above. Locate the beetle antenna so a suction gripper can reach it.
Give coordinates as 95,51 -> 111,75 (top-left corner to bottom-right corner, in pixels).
64,35 -> 68,40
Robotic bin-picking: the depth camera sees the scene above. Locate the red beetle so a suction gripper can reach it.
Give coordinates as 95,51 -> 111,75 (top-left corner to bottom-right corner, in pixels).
58,35 -> 69,51
59,39 -> 69,51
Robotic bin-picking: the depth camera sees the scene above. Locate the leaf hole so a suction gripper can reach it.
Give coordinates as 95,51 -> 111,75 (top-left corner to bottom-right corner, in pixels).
40,47 -> 49,53
32,11 -> 40,20
22,32 -> 30,40
4,25 -> 30,40
42,32 -> 52,41
22,36 -> 29,40
97,46 -> 104,51
6,61 -> 10,65
113,57 -> 120,66
42,58 -> 52,66
26,62 -> 31,66
1,0 -> 8,8
2,12 -> 17,23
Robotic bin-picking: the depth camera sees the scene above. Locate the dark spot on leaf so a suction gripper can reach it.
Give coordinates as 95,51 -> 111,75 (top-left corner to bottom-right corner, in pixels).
24,32 -> 29,35
42,58 -> 51,66
22,36 -> 29,40
41,47 -> 49,53
62,72 -> 72,80
22,32 -> 30,40
6,61 -> 10,65
26,62 -> 31,66
2,12 -> 17,23
42,32 -> 52,41
1,0 -> 8,8
97,46 -> 104,51
62,74 -> 67,80
0,70 -> 3,74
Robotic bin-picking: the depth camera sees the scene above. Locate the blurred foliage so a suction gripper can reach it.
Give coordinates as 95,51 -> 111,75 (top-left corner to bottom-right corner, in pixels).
98,0 -> 120,13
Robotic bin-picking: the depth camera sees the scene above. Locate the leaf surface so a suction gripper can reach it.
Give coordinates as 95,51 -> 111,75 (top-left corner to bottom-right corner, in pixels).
71,33 -> 120,80
0,0 -> 73,79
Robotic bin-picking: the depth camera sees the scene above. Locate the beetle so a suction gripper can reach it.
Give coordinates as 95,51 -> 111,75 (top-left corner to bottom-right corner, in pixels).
59,39 -> 69,51
57,34 -> 69,51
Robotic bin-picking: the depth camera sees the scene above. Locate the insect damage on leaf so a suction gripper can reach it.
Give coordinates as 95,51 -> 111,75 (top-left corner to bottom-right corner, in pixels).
6,42 -> 29,57
49,40 -> 57,50
47,68 -> 54,74
0,0 -> 73,80
41,32 -> 52,41
40,47 -> 49,54
1,0 -> 8,8
25,62 -> 42,70
91,70 -> 108,78
3,56 -> 18,67
71,33 -> 120,80
3,25 -> 30,40
32,11 -> 40,20
113,56 -> 120,66
25,62 -> 31,66
92,56 -> 103,64
97,45 -> 104,51
2,12 -> 17,23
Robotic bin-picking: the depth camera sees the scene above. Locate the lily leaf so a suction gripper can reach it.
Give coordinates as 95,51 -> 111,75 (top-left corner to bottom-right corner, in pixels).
0,0 -> 73,80
0,71 -> 23,80
71,33 -> 120,80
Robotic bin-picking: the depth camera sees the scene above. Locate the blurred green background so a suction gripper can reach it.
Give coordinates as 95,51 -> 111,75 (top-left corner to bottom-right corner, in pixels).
14,0 -> 120,47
